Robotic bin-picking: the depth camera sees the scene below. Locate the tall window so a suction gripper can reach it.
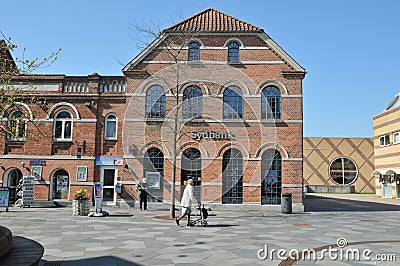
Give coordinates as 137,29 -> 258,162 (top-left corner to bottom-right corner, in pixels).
183,86 -> 203,118
105,113 -> 117,140
329,157 -> 358,185
261,149 -> 282,205
53,110 -> 72,141
379,135 -> 390,147
223,86 -> 243,119
6,109 -> 27,141
262,86 -> 281,119
145,85 -> 166,118
188,42 -> 200,61
222,148 -> 243,204
181,148 -> 202,202
228,42 -> 239,62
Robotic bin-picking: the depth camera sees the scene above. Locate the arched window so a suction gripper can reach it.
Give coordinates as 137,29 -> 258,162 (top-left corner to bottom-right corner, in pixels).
261,149 -> 282,205
105,113 -> 117,140
188,42 -> 200,61
223,86 -> 243,119
228,42 -> 239,62
181,148 -> 202,202
222,148 -> 243,204
262,86 -> 282,119
144,147 -> 164,202
183,86 -> 203,118
53,110 -> 73,141
6,109 -> 27,141
145,85 -> 166,118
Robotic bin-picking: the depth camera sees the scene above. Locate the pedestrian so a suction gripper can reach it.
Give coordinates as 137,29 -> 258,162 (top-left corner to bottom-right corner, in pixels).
176,179 -> 198,227
137,178 -> 148,211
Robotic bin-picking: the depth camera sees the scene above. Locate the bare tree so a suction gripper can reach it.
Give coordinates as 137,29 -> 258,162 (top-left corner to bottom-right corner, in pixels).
0,33 -> 61,140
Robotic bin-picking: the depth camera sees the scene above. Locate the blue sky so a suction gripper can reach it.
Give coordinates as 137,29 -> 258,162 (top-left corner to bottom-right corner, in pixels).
2,0 -> 400,138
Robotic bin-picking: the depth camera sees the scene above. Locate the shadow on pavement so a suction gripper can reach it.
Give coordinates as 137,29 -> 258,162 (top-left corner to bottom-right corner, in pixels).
41,256 -> 142,266
304,194 -> 400,212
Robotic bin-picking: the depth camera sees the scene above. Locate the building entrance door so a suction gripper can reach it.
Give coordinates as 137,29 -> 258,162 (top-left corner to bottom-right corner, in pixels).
396,175 -> 400,199
382,175 -> 392,198
101,167 -> 117,205
3,169 -> 23,203
180,148 -> 202,203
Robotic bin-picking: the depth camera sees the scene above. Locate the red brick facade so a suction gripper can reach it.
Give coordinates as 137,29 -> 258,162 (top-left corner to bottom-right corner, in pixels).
1,9 -> 305,210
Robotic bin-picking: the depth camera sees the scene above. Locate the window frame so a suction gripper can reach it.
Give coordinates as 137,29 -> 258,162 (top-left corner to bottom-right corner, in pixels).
393,132 -> 400,144
145,85 -> 166,119
188,42 -> 200,61
53,110 -> 73,142
379,134 -> 390,147
182,85 -> 203,119
228,42 -> 240,62
262,86 -> 282,120
329,157 -> 358,185
104,113 -> 118,140
223,86 -> 243,119
6,109 -> 27,141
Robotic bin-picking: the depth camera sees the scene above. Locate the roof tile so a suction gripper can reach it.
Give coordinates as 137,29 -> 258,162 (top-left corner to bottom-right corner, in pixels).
164,8 -> 263,33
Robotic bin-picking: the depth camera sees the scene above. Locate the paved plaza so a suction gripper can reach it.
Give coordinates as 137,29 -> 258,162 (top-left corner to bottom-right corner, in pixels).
1,194 -> 400,265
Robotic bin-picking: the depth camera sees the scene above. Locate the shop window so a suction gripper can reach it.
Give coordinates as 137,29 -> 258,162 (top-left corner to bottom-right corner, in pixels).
228,42 -> 240,62
183,86 -> 203,119
6,109 -> 27,141
261,149 -> 282,205
53,110 -> 73,141
223,86 -> 243,119
105,113 -> 117,140
222,148 -> 243,204
393,132 -> 400,144
329,157 -> 358,185
379,135 -> 390,147
181,148 -> 202,203
188,42 -> 200,61
262,86 -> 281,120
145,85 -> 166,118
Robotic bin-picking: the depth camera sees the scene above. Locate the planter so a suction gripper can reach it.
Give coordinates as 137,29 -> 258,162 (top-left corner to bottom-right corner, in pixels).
72,200 -> 91,216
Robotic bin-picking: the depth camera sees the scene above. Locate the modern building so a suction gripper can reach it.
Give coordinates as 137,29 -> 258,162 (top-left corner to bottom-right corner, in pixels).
0,8 -> 306,211
304,137 -> 375,193
372,93 -> 400,198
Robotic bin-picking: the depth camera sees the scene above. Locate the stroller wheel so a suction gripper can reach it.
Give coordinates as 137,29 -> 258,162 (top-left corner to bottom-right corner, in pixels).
201,220 -> 208,227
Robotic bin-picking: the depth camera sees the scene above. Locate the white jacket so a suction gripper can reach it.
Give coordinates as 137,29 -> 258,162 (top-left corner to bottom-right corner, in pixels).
180,185 -> 198,207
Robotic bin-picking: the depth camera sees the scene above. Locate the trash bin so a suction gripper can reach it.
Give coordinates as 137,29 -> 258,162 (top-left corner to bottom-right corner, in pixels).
281,193 -> 292,214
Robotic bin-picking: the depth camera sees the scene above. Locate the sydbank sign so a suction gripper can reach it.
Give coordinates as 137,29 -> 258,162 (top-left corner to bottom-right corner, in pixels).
191,131 -> 235,141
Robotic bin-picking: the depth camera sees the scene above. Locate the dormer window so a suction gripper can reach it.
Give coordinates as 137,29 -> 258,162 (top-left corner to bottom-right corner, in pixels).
228,42 -> 239,62
188,42 -> 200,61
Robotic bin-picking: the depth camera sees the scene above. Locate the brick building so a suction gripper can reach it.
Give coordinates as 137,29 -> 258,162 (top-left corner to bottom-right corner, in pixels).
372,92 -> 400,198
1,9 -> 306,210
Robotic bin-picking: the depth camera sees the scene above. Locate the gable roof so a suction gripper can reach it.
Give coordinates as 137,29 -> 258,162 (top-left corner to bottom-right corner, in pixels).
164,8 -> 263,33
0,40 -> 19,74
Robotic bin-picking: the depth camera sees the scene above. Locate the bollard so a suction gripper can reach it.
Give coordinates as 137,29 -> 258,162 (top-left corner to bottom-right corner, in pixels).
281,193 -> 292,214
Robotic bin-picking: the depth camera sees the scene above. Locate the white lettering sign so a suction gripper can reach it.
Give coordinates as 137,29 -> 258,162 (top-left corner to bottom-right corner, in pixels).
191,131 -> 235,141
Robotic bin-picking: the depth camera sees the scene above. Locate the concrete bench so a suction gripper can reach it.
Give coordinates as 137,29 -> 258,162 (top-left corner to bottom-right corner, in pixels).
0,226 -> 13,258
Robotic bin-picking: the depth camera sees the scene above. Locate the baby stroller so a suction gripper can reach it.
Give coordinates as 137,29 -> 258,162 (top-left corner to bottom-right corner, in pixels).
189,204 -> 209,227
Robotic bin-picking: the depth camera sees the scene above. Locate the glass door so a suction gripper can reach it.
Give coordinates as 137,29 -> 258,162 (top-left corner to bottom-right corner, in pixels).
101,167 -> 117,204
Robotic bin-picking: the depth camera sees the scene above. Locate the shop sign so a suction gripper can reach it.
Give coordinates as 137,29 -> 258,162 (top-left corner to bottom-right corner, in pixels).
191,131 -> 235,141
31,166 -> 42,181
0,187 -> 10,208
29,160 -> 46,166
77,166 -> 88,181
95,156 -> 124,166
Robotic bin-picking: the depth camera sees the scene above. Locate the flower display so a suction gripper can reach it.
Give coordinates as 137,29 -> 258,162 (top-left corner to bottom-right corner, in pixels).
74,188 -> 90,200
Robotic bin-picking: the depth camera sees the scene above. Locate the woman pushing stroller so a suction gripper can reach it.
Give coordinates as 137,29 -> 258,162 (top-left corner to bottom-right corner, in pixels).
175,179 -> 198,227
